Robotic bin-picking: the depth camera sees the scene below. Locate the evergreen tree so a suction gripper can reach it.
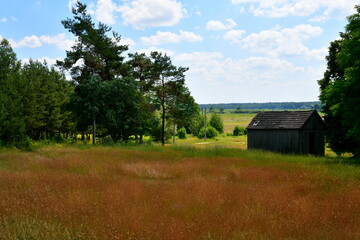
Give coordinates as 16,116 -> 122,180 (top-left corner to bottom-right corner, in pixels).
0,39 -> 25,146
149,52 -> 189,145
21,60 -> 73,140
57,1 -> 128,83
59,1 -> 140,143
127,52 -> 157,143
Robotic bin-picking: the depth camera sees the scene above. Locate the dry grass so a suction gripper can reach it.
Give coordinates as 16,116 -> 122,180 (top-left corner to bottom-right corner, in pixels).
0,146 -> 360,239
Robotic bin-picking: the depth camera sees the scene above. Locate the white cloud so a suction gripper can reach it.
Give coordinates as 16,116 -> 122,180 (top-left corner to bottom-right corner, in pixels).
96,0 -> 117,24
39,34 -> 74,50
224,24 -> 325,60
231,0 -> 358,20
7,34 -> 74,50
119,0 -> 186,29
1,17 -> 7,23
10,35 -> 42,48
120,37 -> 136,48
175,52 -> 304,84
224,29 -> 246,43
206,19 -> 237,31
174,51 -> 322,103
141,30 -> 203,45
137,47 -> 175,57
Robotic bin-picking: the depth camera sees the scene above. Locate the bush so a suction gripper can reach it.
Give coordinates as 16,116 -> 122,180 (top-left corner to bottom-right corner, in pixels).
209,113 -> 224,134
177,127 -> 187,139
233,126 -> 247,136
14,135 -> 34,151
198,126 -> 219,139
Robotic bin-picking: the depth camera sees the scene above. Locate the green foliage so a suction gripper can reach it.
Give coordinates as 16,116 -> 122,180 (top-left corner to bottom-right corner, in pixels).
149,119 -> 172,142
100,77 -> 142,142
0,40 -> 73,149
187,111 -> 203,136
198,126 -> 219,139
148,52 -> 191,145
233,126 -> 247,136
209,113 -> 224,134
21,60 -> 73,140
0,39 -> 25,146
0,2 -> 199,148
318,5 -> 360,157
177,127 -> 187,139
57,1 -> 128,83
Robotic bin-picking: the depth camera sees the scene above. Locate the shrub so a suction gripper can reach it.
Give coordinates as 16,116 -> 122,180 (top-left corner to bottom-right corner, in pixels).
198,126 -> 219,139
233,126 -> 247,136
209,113 -> 224,134
14,136 -> 34,151
177,127 -> 187,139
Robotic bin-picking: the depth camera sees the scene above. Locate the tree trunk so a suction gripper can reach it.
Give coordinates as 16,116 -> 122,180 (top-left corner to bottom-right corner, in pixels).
161,104 -> 165,146
204,108 -> 207,140
92,116 -> 96,145
172,122 -> 176,145
161,76 -> 166,146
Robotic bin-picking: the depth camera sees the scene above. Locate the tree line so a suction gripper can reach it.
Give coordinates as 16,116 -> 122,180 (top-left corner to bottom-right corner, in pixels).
199,102 -> 322,111
0,2 -> 201,148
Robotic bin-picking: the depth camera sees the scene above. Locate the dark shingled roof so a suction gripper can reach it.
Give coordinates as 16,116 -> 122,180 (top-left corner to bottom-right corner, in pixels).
247,110 -> 321,130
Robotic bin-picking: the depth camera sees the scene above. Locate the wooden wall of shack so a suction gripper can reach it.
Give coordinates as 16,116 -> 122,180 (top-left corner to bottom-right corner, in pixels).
247,114 -> 324,156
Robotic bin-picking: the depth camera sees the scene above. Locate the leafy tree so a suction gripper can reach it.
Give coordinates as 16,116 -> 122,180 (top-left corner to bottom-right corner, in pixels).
177,127 -> 187,139
198,126 -> 218,139
100,77 -> 141,142
209,113 -> 224,134
318,5 -> 360,157
149,52 -> 189,146
187,110 -> 203,136
127,52 -> 157,143
68,75 -> 102,143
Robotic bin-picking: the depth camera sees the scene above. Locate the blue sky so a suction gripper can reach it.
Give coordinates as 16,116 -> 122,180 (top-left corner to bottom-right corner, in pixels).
0,0 -> 357,103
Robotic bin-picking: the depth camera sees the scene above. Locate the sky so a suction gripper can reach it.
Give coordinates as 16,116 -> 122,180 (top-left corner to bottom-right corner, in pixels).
0,0 -> 358,104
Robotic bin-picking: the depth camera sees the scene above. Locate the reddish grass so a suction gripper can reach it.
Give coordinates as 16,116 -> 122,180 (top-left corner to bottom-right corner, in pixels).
0,147 -> 360,239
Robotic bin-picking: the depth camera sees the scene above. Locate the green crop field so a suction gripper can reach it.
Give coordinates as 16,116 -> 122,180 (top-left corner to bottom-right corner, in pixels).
0,145 -> 359,239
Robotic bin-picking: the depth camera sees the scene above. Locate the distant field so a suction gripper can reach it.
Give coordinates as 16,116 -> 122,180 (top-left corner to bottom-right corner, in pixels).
0,146 -> 359,239
220,113 -> 255,133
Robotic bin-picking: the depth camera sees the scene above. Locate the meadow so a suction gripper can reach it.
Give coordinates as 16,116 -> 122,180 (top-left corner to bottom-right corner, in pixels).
218,112 -> 255,133
1,145 -> 360,240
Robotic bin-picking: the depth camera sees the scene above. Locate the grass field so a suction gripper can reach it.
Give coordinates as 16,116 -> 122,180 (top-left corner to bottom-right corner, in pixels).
220,113 -> 255,133
1,145 -> 360,239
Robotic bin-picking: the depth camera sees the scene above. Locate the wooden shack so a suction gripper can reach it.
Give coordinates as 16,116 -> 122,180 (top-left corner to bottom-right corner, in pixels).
247,110 -> 325,155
